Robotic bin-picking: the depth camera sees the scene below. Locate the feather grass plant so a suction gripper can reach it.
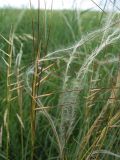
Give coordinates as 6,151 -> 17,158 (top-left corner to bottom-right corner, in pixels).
0,1 -> 120,160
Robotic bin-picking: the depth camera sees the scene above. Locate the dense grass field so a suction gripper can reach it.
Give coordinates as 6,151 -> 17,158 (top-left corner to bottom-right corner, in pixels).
0,8 -> 120,160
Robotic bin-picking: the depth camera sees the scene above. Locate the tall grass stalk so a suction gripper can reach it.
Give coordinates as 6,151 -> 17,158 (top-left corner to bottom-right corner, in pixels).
15,43 -> 24,159
5,28 -> 13,160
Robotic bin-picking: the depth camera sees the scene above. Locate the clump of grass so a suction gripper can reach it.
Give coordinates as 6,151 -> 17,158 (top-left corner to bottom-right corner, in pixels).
0,1 -> 120,160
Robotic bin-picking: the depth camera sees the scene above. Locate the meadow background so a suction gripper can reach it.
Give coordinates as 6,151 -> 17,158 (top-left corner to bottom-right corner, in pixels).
0,5 -> 120,160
